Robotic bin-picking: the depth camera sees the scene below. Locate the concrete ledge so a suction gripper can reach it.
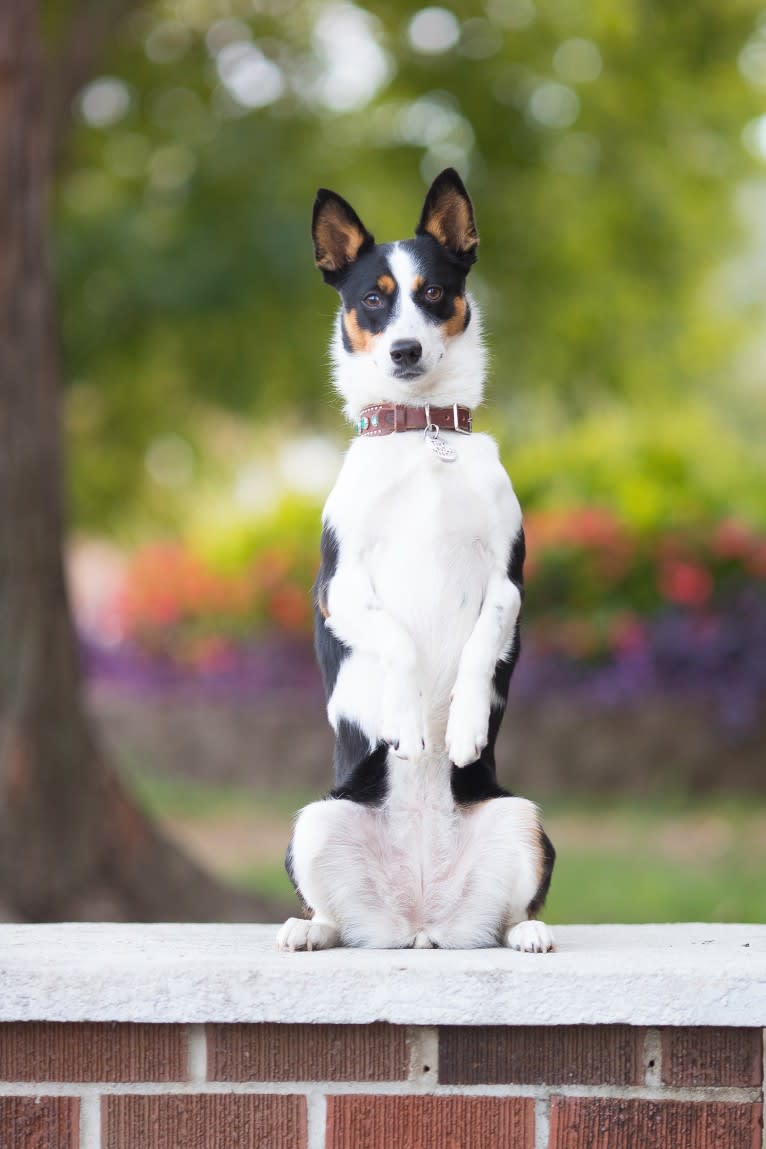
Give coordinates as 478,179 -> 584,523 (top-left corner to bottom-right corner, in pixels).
0,923 -> 764,1027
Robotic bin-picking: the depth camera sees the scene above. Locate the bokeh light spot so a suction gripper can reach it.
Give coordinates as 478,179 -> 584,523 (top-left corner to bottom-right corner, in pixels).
407,7 -> 460,54
528,81 -> 580,129
216,42 -> 285,109
145,434 -> 196,489
553,38 -> 602,84
79,78 -> 131,128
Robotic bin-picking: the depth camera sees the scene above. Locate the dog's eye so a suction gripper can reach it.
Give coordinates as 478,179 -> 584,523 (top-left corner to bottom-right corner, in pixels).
362,291 -> 384,309
424,285 -> 443,302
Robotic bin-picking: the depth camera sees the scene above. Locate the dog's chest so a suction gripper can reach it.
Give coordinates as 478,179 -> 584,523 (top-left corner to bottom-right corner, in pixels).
327,434 -> 502,636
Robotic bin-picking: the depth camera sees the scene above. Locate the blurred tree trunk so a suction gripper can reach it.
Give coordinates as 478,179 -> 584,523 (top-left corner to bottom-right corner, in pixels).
0,0 -> 269,921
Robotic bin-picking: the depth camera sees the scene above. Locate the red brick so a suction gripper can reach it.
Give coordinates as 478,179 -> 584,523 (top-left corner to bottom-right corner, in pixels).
103,1094 -> 306,1149
326,1095 -> 535,1149
209,1022 -> 409,1081
548,1097 -> 762,1149
0,1023 -> 186,1083
439,1026 -> 645,1085
662,1027 -> 763,1087
0,1096 -> 78,1149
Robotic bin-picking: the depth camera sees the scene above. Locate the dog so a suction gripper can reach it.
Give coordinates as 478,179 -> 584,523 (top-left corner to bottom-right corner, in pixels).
277,169 -> 555,953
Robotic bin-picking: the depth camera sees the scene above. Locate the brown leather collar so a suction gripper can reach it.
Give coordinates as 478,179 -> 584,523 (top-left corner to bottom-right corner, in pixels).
356,403 -> 472,437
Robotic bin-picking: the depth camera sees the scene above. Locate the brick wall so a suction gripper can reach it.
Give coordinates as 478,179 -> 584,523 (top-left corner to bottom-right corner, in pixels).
0,1022 -> 762,1148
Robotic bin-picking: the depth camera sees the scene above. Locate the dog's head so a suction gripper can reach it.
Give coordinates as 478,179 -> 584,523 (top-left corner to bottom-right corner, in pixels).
312,169 -> 486,420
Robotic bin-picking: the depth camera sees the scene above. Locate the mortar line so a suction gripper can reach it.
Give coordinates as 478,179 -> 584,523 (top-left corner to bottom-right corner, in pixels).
1,1081 -> 761,1102
406,1026 -> 439,1090
534,1096 -> 550,1149
643,1028 -> 663,1089
78,1093 -> 101,1149
187,1024 -> 207,1084
307,1092 -> 327,1149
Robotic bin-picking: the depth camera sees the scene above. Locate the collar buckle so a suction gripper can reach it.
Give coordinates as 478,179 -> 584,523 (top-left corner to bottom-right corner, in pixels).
453,402 -> 471,434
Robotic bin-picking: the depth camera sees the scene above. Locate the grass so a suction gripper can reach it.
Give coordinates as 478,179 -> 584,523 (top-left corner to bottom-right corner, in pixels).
129,770 -> 766,924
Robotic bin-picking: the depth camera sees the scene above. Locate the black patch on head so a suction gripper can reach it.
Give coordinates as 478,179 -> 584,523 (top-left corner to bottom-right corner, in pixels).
328,719 -> 389,806
334,244 -> 400,352
399,235 -> 472,330
313,524 -> 348,699
527,830 -> 556,918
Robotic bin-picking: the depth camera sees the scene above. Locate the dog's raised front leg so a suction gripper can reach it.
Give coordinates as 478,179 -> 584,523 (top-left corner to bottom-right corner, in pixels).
446,568 -> 521,767
325,562 -> 426,758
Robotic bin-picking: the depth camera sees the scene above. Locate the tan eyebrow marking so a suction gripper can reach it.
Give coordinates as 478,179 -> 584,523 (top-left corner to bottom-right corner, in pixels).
413,275 -> 425,292
377,274 -> 395,294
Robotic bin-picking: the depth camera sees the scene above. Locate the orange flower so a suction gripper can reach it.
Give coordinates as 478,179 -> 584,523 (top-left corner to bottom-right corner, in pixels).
268,584 -> 311,631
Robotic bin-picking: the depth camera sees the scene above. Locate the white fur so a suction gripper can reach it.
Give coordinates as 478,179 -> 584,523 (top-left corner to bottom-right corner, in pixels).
506,920 -> 556,953
324,430 -> 520,757
278,262 -> 554,953
284,778 -> 546,951
331,243 -> 488,421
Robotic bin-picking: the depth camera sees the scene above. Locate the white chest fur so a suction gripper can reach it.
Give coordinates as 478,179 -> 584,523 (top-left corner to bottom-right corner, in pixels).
321,432 -> 523,753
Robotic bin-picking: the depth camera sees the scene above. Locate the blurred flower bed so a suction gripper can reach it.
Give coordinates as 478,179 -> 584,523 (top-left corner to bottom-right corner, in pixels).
75,506 -> 766,735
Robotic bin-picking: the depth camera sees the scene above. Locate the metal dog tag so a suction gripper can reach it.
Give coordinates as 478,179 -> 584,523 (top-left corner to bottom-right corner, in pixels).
424,424 -> 457,462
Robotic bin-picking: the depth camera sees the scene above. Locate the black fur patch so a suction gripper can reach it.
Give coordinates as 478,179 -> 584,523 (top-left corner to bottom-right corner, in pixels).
328,718 -> 389,805
284,838 -> 297,890
527,829 -> 556,918
313,525 -> 389,807
450,526 -> 526,801
332,235 -> 472,351
337,246 -> 400,350
398,236 -> 473,329
451,757 -> 512,805
313,524 -> 348,699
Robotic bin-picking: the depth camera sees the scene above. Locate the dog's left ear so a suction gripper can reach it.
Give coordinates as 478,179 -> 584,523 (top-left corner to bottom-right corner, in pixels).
416,168 -> 479,266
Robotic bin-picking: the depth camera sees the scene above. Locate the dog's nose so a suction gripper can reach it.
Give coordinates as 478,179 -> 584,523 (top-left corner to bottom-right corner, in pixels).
390,339 -> 422,368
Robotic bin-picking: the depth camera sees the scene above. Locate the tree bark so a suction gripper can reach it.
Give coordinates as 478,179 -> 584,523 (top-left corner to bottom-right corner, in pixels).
0,0 -> 272,922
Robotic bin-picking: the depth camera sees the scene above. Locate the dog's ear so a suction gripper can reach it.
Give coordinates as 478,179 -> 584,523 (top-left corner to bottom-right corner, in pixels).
416,168 -> 478,266
312,189 -> 375,285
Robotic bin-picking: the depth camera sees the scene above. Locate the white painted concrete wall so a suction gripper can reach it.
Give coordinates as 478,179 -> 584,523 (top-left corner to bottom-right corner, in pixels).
0,923 -> 764,1026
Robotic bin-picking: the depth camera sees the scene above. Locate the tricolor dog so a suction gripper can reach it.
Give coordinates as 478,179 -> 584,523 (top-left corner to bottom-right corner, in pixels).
277,169 -> 555,953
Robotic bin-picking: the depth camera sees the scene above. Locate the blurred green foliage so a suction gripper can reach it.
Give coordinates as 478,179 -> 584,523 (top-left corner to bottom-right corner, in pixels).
132,776 -> 766,922
53,0 -> 766,533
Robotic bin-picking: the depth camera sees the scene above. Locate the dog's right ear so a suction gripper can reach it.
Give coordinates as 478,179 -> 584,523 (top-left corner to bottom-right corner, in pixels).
312,189 -> 375,285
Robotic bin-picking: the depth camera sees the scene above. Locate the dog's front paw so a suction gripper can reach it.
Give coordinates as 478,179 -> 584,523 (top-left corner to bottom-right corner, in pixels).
505,920 -> 555,953
381,672 -> 426,760
276,917 -> 340,952
446,676 -> 490,767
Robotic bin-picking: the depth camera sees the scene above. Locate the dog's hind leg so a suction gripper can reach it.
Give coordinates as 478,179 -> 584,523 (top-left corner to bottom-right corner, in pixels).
277,796 -> 364,951
503,810 -> 556,954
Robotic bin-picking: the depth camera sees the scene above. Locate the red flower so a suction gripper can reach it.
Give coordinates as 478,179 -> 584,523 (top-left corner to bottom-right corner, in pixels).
658,560 -> 714,607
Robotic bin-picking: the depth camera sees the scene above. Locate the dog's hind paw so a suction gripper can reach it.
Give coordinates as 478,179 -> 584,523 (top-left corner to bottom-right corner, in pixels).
276,917 -> 340,952
505,920 -> 555,953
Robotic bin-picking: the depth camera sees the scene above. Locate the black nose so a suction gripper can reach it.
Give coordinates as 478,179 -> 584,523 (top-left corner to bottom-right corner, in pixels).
390,339 -> 422,368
